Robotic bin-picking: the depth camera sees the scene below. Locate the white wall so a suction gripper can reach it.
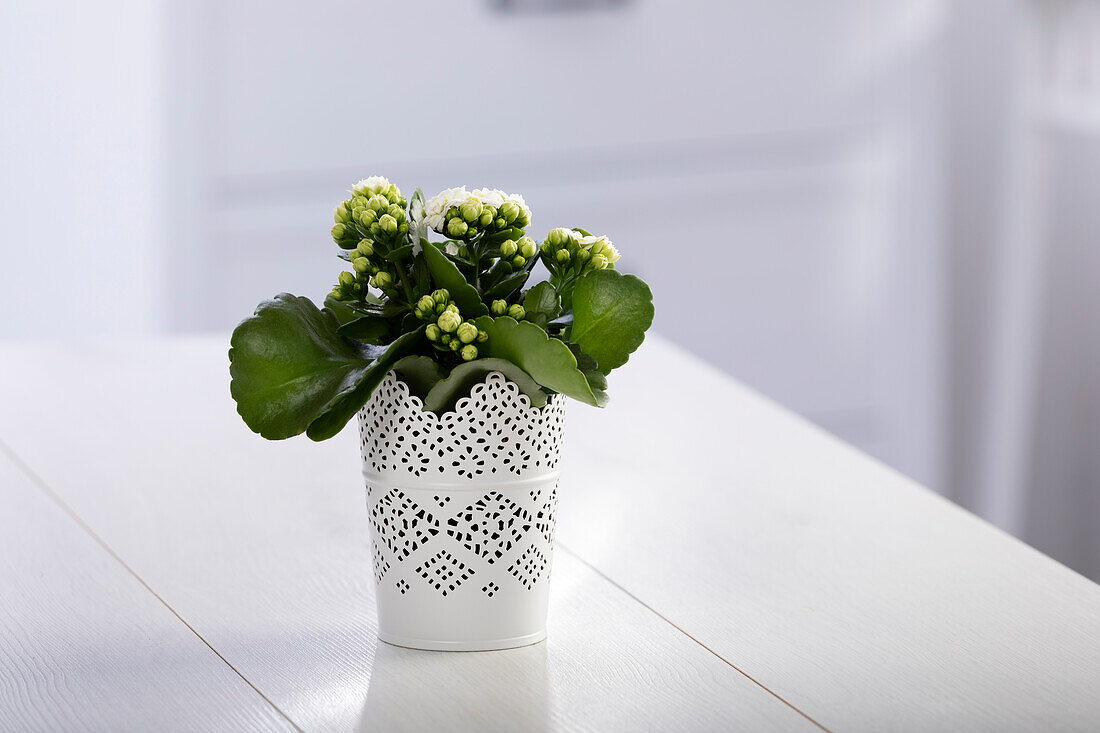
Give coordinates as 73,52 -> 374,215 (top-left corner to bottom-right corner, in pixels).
0,1 -> 167,337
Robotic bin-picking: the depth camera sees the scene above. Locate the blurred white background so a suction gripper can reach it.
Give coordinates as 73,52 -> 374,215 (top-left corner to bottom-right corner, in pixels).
2,0 -> 1098,578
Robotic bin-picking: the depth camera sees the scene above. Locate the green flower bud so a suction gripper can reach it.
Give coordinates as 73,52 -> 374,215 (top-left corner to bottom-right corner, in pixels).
431,289 -> 450,304
499,201 -> 520,225
334,202 -> 351,224
500,240 -> 518,258
437,309 -> 461,333
541,240 -> 555,257
358,208 -> 377,226
575,248 -> 591,263
555,248 -> 571,264
456,321 -> 478,344
356,240 -> 374,257
460,344 -> 478,361
440,333 -> 453,345
491,299 -> 508,316
338,271 -> 355,287
548,227 -> 572,247
590,253 -> 608,270
332,223 -> 348,241
379,214 -> 398,235
425,324 -> 442,342
398,221 -> 409,235
449,339 -> 462,352
392,207 -> 406,224
494,217 -> 506,229
352,257 -> 371,273
369,222 -> 382,237
369,195 -> 387,212
460,197 -> 482,223
476,329 -> 488,343
513,210 -> 530,228
517,237 -> 537,259
447,218 -> 468,238
507,304 -> 526,320
445,303 -> 460,314
372,271 -> 393,289
329,287 -> 345,301
512,255 -> 526,267
417,295 -> 435,312
479,210 -> 493,227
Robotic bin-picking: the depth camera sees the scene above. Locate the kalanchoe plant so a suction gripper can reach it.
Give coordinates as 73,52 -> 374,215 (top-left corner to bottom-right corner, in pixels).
229,177 -> 654,440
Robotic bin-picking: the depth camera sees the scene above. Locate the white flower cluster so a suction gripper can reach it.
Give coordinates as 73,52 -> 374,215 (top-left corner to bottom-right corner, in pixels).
351,176 -> 393,197
577,233 -> 621,264
423,186 -> 531,234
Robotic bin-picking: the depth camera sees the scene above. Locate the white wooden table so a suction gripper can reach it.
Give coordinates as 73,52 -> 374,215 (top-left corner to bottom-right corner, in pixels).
1,335 -> 1098,732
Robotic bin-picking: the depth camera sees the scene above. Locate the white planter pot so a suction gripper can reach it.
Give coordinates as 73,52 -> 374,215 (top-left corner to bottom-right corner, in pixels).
358,371 -> 565,651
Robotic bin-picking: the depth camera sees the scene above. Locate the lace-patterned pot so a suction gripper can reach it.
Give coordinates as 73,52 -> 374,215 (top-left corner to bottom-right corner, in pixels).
358,371 -> 565,651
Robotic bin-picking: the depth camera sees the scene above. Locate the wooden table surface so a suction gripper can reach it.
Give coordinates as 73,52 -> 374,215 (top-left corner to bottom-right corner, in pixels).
1,335 -> 1098,732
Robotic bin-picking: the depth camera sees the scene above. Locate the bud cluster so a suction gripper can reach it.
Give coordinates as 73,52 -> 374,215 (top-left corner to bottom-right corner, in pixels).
499,235 -> 538,269
416,289 -> 487,362
541,228 -> 621,276
424,186 -> 531,241
331,176 -> 410,250
491,299 -> 526,321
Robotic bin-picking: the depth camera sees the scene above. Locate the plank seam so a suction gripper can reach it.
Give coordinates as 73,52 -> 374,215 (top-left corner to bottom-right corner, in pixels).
0,439 -> 305,733
557,541 -> 832,733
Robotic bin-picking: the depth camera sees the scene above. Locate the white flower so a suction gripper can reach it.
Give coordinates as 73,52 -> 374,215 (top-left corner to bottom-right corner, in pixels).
471,188 -> 506,209
424,186 -> 468,232
578,233 -> 620,263
352,176 -> 392,197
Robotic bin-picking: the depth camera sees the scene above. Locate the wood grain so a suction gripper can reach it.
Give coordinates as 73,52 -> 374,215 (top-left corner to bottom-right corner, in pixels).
558,337 -> 1100,731
0,448 -> 296,733
0,338 -> 814,731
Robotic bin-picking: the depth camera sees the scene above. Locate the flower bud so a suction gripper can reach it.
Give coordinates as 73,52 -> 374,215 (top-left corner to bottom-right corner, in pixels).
417,295 -> 435,312
460,197 -> 482,223
555,248 -> 571,264
392,207 -> 406,224
398,221 -> 409,235
500,240 -> 518,258
513,209 -> 530,228
431,289 -> 450,304
358,208 -> 377,226
369,195 -> 387,212
499,201 -> 520,225
372,271 -> 393,289
334,202 -> 351,224
548,227 -> 572,247
491,299 -> 508,316
445,303 -> 460,314
352,257 -> 371,273
494,217 -> 506,229
512,255 -> 526,267
460,344 -> 478,361
425,324 -> 442,342
379,214 -> 398,235
517,236 -> 537,259
456,322 -> 478,344
338,271 -> 355,287
437,309 -> 461,333
449,339 -> 462,352
590,253 -> 608,270
479,211 -> 493,227
540,240 -> 555,257
441,333 -> 453,345
477,329 -> 488,343
575,248 -> 591,263
329,287 -> 345,301
446,218 -> 468,238
332,223 -> 347,241
356,240 -> 374,257
507,304 -> 526,320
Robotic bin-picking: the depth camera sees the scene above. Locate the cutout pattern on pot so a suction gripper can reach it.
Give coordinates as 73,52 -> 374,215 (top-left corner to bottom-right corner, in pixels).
508,544 -> 549,590
416,549 -> 472,597
446,490 -> 531,564
358,372 -> 565,481
372,540 -> 390,583
369,488 -> 440,559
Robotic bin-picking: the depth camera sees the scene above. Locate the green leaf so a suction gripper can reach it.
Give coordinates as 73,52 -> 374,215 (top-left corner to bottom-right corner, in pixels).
474,316 -> 606,407
571,270 -> 654,373
522,281 -> 560,328
485,270 -> 530,301
422,242 -> 489,317
423,358 -> 547,414
383,244 -> 415,261
392,355 -> 447,399
479,228 -> 525,250
229,293 -> 377,440
337,315 -> 390,344
324,294 -> 360,326
565,341 -> 608,392
305,326 -> 426,441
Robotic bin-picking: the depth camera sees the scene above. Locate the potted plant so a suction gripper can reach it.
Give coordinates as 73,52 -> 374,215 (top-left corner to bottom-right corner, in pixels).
229,177 -> 654,650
